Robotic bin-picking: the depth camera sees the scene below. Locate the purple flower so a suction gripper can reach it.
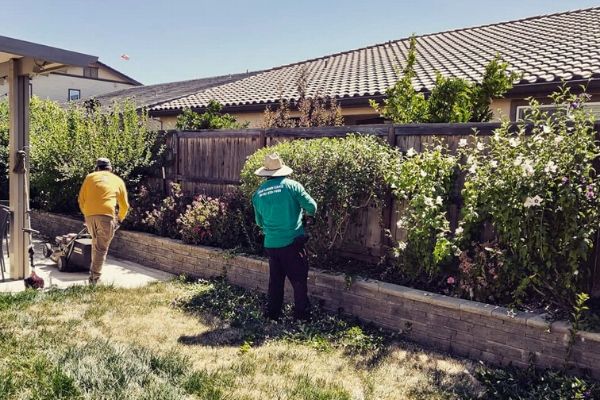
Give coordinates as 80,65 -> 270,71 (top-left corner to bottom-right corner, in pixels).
586,185 -> 596,200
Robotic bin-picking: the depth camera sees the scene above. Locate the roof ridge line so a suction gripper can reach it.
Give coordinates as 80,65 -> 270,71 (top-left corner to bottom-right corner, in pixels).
246,6 -> 600,76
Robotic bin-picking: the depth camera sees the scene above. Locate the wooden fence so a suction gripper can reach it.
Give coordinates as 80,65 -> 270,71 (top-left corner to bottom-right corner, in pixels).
153,122 -> 600,292
153,123 -> 505,257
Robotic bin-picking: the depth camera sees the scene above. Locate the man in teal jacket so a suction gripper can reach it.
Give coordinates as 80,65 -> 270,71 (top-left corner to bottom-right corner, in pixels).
252,153 -> 317,320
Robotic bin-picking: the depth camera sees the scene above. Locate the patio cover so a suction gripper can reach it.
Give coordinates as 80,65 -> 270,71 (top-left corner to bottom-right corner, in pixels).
0,35 -> 97,280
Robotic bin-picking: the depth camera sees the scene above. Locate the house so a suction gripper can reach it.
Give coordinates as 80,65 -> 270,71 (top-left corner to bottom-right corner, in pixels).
104,7 -> 600,128
91,71 -> 256,128
0,59 -> 140,102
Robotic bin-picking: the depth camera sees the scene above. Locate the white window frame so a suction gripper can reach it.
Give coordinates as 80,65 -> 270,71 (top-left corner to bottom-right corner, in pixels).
68,89 -> 81,101
516,102 -> 600,121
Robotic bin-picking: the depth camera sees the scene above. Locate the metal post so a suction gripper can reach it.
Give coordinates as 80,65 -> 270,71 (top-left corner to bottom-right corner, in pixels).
8,58 -> 30,279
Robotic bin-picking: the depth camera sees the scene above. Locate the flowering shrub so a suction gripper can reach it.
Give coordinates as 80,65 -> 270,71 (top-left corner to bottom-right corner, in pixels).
178,190 -> 262,251
120,184 -> 163,233
387,142 -> 458,281
143,183 -> 192,239
241,135 -> 400,262
458,87 -> 599,309
178,195 -> 222,245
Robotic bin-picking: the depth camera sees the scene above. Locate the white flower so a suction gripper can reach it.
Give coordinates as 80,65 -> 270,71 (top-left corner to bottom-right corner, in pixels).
522,161 -> 534,177
455,227 -> 464,235
468,164 -> 477,174
397,241 -> 407,251
544,161 -> 558,174
524,195 -> 543,208
406,147 -> 417,157
554,136 -> 564,144
490,160 -> 498,168
542,125 -> 551,134
396,218 -> 405,229
513,156 -> 523,166
533,135 -> 544,143
509,138 -> 520,147
476,142 -> 485,151
458,138 -> 468,147
424,197 -> 434,207
454,247 -> 462,257
466,155 -> 476,165
574,270 -> 579,276
435,196 -> 443,205
420,170 -> 427,177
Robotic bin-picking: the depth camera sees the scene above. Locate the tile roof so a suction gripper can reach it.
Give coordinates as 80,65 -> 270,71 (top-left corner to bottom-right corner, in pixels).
151,7 -> 600,112
93,72 -> 256,109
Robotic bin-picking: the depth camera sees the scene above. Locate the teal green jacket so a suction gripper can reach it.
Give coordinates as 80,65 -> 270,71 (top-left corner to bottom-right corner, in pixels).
252,177 -> 317,249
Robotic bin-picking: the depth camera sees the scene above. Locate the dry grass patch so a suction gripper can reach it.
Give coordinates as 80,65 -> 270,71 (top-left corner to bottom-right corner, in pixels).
0,279 -> 489,399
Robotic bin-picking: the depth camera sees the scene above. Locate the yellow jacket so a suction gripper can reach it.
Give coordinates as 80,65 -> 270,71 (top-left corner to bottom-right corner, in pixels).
78,171 -> 130,222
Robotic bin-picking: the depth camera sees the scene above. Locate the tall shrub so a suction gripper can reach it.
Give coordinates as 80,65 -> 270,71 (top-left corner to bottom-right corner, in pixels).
387,142 -> 459,282
457,87 -> 599,309
240,135 -> 400,263
370,36 -> 428,123
24,98 -> 161,212
371,35 -> 519,123
262,67 -> 344,128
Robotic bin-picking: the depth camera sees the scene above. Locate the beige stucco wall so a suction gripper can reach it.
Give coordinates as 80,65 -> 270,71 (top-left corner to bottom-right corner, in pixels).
0,73 -> 135,102
158,105 -> 381,130
62,65 -> 132,82
156,101 -> 520,129
490,98 -> 512,121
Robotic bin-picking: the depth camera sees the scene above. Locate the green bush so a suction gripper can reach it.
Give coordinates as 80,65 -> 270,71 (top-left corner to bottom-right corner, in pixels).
176,100 -> 247,130
0,97 -> 163,213
241,134 -> 400,263
371,35 -> 519,124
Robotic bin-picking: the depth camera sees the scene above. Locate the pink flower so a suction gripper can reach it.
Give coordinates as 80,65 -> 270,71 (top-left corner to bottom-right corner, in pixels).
447,276 -> 456,285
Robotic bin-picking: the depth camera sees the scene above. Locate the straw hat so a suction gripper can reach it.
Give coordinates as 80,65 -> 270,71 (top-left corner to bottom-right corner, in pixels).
254,153 -> 293,177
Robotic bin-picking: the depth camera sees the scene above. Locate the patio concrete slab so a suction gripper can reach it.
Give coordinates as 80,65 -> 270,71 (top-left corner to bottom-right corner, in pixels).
0,239 -> 173,293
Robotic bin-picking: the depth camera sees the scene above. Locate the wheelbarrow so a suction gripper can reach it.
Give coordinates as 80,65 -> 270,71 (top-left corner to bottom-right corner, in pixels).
43,226 -> 92,272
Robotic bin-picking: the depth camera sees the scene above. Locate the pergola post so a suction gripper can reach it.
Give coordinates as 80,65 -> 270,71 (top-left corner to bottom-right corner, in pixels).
8,58 -> 30,279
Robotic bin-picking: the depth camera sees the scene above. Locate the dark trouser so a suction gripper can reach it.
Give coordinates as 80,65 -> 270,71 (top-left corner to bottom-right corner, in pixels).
265,239 -> 310,320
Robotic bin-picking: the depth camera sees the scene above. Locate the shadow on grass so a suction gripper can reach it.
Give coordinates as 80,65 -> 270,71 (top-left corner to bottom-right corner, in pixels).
175,278 -> 400,368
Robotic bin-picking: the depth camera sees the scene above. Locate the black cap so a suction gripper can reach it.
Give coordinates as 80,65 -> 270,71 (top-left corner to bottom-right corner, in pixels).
96,157 -> 112,169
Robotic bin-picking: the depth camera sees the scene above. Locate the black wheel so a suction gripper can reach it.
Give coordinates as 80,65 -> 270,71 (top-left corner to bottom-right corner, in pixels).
43,243 -> 53,258
57,256 -> 68,272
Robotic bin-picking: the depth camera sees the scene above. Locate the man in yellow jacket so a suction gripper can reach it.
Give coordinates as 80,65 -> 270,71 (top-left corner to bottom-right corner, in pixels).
78,158 -> 129,285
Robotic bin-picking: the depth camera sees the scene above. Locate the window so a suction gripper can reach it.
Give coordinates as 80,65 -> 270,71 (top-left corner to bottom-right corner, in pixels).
516,102 -> 600,121
83,66 -> 99,78
68,89 -> 81,101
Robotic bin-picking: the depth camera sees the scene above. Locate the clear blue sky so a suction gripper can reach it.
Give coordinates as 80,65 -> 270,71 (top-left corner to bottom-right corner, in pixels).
2,0 -> 599,85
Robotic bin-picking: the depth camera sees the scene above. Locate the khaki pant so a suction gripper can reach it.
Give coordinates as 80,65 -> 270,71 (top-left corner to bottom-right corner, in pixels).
85,215 -> 116,281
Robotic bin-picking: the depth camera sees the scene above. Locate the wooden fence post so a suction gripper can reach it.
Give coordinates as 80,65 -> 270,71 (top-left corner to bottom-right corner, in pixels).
259,129 -> 267,148
380,125 -> 396,255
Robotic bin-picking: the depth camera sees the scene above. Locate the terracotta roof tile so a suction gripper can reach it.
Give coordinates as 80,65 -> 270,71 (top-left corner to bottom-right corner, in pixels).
152,7 -> 600,111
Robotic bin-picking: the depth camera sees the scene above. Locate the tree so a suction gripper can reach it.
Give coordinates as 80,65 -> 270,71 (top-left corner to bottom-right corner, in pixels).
370,36 -> 428,123
371,36 -> 519,123
176,100 -> 247,130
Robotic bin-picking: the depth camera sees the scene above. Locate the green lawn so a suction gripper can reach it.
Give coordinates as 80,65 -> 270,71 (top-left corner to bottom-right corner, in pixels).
0,278 -> 597,399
